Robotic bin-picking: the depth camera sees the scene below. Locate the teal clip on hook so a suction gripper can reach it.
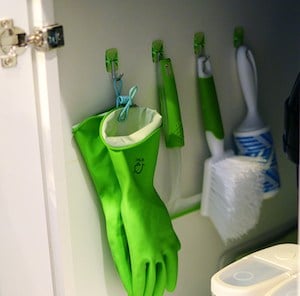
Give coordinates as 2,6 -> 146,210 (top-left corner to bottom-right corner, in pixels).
194,32 -> 205,56
105,48 -> 123,80
152,39 -> 184,148
234,26 -> 244,48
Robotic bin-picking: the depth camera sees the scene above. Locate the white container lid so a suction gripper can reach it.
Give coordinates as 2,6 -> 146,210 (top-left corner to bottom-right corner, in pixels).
211,244 -> 299,296
265,274 -> 299,296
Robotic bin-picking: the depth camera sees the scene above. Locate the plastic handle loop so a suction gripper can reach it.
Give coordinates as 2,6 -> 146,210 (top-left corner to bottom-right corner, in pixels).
116,85 -> 138,121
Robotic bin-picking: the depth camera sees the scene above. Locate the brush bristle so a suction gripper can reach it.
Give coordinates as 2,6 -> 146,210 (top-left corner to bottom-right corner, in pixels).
207,156 -> 264,242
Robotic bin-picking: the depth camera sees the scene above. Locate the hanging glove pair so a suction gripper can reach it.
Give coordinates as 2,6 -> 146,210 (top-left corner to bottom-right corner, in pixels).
72,106 -> 181,296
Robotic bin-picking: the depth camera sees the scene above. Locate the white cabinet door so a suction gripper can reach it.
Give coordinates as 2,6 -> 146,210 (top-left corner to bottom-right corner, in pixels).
0,1 -> 71,295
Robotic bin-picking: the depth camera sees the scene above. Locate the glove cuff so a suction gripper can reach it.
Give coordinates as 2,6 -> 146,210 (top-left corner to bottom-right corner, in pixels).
101,106 -> 162,148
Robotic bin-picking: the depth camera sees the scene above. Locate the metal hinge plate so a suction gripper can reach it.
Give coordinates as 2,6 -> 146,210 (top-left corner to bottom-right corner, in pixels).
0,19 -> 64,68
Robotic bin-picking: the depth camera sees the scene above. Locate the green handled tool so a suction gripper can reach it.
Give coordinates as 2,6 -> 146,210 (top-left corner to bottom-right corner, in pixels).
194,32 -> 224,155
152,40 -> 184,148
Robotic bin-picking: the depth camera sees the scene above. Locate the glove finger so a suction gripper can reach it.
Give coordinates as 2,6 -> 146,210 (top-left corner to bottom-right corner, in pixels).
132,261 -> 146,296
153,261 -> 167,296
164,250 -> 179,292
143,262 -> 156,296
106,224 -> 132,295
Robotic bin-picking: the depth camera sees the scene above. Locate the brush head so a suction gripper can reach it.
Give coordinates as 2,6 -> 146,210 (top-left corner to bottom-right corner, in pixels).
201,150 -> 234,217
201,155 -> 265,243
234,127 -> 280,199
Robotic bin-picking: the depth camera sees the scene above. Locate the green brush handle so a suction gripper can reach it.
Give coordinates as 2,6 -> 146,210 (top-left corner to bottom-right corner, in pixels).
197,76 -> 224,140
159,58 -> 184,148
197,56 -> 224,140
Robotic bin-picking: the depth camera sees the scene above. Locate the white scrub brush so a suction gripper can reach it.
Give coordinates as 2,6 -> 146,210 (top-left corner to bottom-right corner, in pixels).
195,39 -> 265,242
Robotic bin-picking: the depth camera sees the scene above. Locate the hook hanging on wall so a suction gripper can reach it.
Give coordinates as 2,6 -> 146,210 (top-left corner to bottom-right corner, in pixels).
194,32 -> 211,76
105,47 -> 137,121
193,31 -> 205,57
105,47 -> 124,81
151,39 -> 164,63
233,26 -> 244,48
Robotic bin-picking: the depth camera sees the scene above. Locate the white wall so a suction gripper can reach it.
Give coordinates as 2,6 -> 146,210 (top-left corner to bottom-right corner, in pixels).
53,0 -> 300,295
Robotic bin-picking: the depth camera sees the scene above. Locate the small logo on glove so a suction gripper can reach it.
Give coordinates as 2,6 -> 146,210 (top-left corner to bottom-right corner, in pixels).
134,158 -> 144,174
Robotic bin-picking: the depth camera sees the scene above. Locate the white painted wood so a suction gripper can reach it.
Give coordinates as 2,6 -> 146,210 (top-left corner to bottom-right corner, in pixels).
0,1 -> 76,295
28,1 -> 76,296
0,1 -> 55,295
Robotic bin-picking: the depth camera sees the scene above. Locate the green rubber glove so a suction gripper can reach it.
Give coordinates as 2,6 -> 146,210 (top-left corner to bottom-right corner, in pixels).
72,112 -> 133,295
101,106 -> 181,296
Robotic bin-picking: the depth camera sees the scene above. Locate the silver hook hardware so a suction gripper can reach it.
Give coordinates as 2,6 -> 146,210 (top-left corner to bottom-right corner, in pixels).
0,19 -> 64,68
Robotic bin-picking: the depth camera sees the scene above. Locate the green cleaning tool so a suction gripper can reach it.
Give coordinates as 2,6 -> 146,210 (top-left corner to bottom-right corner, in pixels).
152,40 -> 193,217
152,40 -> 184,148
72,112 -> 133,295
101,106 -> 181,296
195,32 -> 265,242
194,33 -> 225,154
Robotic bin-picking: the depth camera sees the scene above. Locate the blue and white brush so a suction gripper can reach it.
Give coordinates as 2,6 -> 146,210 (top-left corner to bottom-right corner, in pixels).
233,44 -> 280,199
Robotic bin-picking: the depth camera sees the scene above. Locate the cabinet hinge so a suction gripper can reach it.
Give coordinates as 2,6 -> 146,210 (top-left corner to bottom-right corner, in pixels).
0,19 -> 64,68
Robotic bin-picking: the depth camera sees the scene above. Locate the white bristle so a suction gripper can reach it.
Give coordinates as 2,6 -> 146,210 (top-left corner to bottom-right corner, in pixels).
207,156 -> 265,242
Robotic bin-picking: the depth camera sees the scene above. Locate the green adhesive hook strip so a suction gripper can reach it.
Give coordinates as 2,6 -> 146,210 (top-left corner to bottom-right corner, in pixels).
105,48 -> 119,73
152,39 -> 164,63
194,32 -> 205,56
234,26 -> 244,48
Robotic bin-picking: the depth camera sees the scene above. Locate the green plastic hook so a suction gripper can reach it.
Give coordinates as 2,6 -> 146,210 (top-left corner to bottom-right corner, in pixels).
152,40 -> 164,63
105,48 -> 119,73
194,32 -> 205,56
234,26 -> 244,48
